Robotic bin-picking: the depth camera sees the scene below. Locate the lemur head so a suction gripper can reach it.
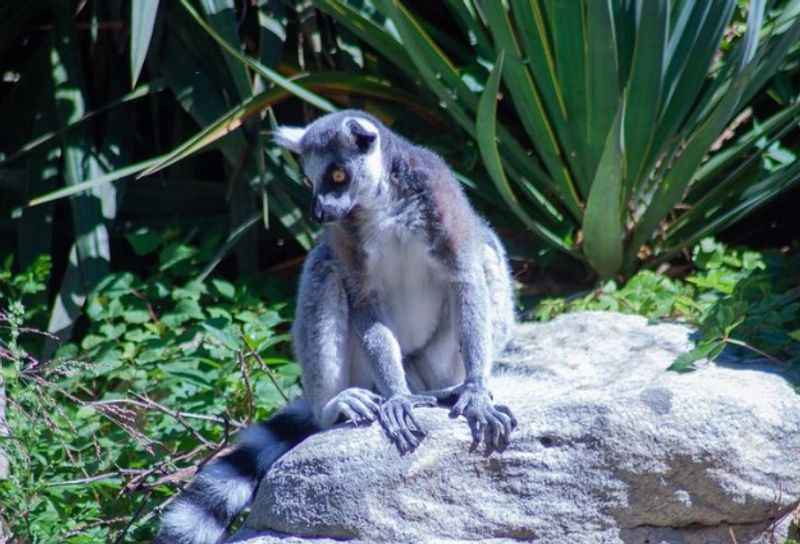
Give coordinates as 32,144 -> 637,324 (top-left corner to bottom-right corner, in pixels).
274,110 -> 386,223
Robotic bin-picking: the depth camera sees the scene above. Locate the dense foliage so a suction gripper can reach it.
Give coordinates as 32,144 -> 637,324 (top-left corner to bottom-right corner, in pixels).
535,238 -> 800,373
315,0 -> 800,277
0,231 -> 299,542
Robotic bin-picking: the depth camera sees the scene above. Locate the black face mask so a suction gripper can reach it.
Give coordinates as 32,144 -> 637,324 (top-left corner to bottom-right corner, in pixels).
310,163 -> 356,223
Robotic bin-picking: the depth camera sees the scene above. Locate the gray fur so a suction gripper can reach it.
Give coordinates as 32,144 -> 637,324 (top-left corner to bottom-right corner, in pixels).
155,110 -> 517,543
286,110 -> 517,452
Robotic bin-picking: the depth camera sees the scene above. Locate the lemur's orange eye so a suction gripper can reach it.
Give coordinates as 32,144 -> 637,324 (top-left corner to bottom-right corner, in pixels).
331,168 -> 347,184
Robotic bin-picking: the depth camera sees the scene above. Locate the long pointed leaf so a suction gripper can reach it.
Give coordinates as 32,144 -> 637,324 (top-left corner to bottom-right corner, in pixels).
476,52 -> 574,254
623,0 -> 668,188
130,0 -> 160,87
2,80 -> 166,165
481,1 -> 582,217
179,0 -> 335,113
582,110 -> 625,278
628,0 -> 766,266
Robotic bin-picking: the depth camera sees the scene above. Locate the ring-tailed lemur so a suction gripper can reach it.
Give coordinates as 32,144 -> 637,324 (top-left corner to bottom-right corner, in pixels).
155,110 -> 516,544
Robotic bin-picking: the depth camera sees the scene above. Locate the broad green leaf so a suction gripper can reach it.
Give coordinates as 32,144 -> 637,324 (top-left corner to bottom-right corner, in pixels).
312,0 -> 411,75
198,0 -> 251,99
258,0 -> 288,69
582,110 -> 625,278
583,0 -> 620,191
45,1 -> 112,349
2,80 -> 166,165
130,0 -> 160,88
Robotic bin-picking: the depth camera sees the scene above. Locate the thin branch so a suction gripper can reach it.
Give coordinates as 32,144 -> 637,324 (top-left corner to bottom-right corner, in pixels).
246,350 -> 290,402
725,338 -> 786,364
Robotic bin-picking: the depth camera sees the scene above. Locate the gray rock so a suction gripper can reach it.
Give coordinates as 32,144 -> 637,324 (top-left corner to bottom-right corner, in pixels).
232,312 -> 800,544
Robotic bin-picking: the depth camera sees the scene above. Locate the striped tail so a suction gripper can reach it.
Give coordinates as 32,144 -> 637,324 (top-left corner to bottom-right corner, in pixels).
154,400 -> 316,544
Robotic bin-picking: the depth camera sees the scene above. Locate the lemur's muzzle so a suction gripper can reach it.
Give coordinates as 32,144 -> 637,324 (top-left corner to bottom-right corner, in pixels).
311,193 -> 354,223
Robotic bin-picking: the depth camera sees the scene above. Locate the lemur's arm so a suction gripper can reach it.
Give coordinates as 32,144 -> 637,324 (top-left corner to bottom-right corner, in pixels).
294,246 -> 383,430
445,256 -> 516,450
352,303 -> 436,453
424,170 -> 517,450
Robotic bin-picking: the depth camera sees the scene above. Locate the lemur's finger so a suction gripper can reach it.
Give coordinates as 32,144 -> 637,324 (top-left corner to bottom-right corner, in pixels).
495,405 -> 518,430
493,406 -> 514,438
450,393 -> 470,418
470,408 -> 488,446
405,407 -> 426,435
467,415 -> 482,450
361,397 -> 381,416
485,411 -> 504,449
347,398 -> 375,422
396,412 -> 420,449
354,389 -> 382,406
411,394 -> 437,407
338,403 -> 359,425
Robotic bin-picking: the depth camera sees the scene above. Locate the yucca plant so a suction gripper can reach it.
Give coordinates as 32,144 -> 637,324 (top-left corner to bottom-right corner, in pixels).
314,0 -> 800,277
3,1 -> 437,347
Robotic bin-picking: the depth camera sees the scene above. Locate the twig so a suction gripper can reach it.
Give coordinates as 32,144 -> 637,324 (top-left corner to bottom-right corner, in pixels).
112,490 -> 152,544
246,350 -> 290,402
725,338 -> 786,365
62,516 -> 128,539
132,393 -> 215,448
48,470 -> 142,487
238,351 -> 255,422
88,399 -> 233,426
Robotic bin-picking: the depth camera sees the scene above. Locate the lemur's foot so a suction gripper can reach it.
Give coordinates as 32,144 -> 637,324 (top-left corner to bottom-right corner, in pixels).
333,387 -> 382,426
449,382 -> 517,452
379,393 -> 437,454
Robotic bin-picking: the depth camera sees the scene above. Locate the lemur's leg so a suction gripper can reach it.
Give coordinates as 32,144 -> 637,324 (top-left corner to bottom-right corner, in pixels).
292,245 -> 381,430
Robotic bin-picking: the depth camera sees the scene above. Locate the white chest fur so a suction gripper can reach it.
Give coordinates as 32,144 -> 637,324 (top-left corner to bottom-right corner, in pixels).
362,228 -> 447,353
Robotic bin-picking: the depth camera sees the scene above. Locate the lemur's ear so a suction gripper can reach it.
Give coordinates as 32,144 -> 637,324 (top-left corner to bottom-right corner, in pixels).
273,126 -> 307,153
346,118 -> 378,153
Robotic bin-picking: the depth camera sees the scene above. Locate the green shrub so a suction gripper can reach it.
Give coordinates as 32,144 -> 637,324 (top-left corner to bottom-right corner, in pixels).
0,232 -> 298,543
535,238 -> 800,372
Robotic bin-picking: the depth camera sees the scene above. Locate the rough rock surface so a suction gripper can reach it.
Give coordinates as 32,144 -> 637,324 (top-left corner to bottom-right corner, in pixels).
231,312 -> 800,544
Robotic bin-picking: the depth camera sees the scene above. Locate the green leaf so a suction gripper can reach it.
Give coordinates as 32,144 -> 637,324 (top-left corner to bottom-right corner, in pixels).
27,155 -> 163,208
130,0 -> 161,88
211,278 -> 235,301
475,52 -> 572,253
628,0 -> 768,266
178,0 -> 336,113
582,109 -> 625,278
668,340 -> 724,373
45,2 -> 113,348
623,0 -> 668,189
481,1 -> 581,215
125,227 -> 162,256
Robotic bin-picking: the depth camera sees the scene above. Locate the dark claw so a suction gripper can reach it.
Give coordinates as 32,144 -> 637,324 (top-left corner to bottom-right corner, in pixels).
379,393 -> 432,454
449,383 -> 517,453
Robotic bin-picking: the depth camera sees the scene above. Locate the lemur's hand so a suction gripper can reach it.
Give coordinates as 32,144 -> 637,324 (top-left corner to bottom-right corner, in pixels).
379,393 -> 437,454
332,387 -> 382,426
449,382 -> 516,452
